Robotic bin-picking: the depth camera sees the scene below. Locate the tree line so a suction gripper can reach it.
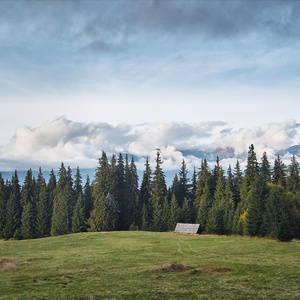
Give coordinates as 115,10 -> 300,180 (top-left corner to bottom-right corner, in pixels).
0,145 -> 299,241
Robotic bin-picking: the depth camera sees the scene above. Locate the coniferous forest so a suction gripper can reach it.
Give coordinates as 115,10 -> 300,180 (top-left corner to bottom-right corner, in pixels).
0,145 -> 299,242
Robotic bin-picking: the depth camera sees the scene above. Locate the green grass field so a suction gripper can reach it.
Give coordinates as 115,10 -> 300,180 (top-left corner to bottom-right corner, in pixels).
0,232 -> 299,299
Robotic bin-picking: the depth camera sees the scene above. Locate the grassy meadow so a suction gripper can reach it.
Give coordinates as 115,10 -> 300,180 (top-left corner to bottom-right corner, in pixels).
0,231 -> 299,299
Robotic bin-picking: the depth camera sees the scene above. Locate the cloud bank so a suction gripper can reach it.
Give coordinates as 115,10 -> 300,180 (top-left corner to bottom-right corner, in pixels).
1,116 -> 299,172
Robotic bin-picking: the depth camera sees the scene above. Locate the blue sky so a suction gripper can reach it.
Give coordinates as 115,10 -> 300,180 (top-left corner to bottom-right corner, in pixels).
0,0 -> 300,171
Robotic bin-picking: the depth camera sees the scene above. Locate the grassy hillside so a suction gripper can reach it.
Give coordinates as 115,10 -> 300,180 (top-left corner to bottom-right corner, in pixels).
0,232 -> 299,299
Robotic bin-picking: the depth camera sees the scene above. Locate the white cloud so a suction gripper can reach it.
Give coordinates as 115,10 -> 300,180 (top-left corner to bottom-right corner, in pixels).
0,116 -> 299,172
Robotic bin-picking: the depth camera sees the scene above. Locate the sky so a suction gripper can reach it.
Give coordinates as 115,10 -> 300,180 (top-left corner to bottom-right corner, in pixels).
0,0 -> 300,173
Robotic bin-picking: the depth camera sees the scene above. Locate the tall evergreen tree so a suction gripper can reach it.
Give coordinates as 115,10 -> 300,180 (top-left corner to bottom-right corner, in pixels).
260,152 -> 271,183
88,192 -> 118,231
72,193 -> 85,233
74,166 -> 83,202
206,170 -> 225,235
4,171 -> 21,239
0,173 -> 6,238
139,157 -> 152,224
151,151 -> 167,208
51,163 -> 71,236
168,194 -> 180,230
178,159 -> 189,207
196,181 -> 213,230
287,154 -> 299,194
36,184 -> 51,238
223,174 -> 235,235
20,169 -> 36,239
272,155 -> 286,187
263,184 -> 293,240
47,169 -> 56,225
232,160 -> 243,208
83,175 -> 93,220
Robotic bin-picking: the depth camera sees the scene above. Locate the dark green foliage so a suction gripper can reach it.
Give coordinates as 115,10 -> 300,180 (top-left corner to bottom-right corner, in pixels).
4,171 -> 21,239
72,193 -> 85,233
263,184 -> 293,240
0,145 -> 297,241
245,176 -> 265,237
272,155 -> 286,187
36,185 -> 51,238
83,175 -> 93,219
151,152 -> 167,208
287,155 -> 299,194
168,194 -> 180,230
21,202 -> 36,239
51,163 -> 72,236
88,193 -> 118,231
0,173 -> 6,238
139,157 -> 152,225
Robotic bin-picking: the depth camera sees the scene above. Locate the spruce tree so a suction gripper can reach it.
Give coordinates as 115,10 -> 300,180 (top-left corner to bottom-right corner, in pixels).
287,155 -> 299,194
206,171 -> 225,235
83,175 -> 93,220
0,173 -> 6,238
51,163 -> 71,236
21,202 -> 36,239
168,194 -> 180,230
178,159 -> 189,207
47,169 -> 56,223
141,204 -> 149,231
151,151 -> 167,208
20,169 -> 36,239
260,152 -> 271,183
223,174 -> 235,235
232,160 -> 243,209
196,181 -> 213,230
161,197 -> 170,231
4,171 -> 21,239
139,157 -> 152,224
74,166 -> 83,202
72,193 -> 85,233
272,155 -> 286,187
36,185 -> 51,238
263,184 -> 293,239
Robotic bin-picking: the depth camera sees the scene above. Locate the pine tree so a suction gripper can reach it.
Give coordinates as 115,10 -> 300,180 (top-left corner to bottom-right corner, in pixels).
83,175 -> 93,220
287,155 -> 299,194
263,184 -> 293,239
260,152 -> 271,183
233,160 -> 243,208
151,202 -> 163,232
272,155 -> 286,187
194,159 -> 211,208
36,185 -> 51,238
93,151 -> 113,197
47,169 -> 56,223
20,169 -> 36,239
21,202 -> 36,239
196,181 -> 212,230
206,171 -> 225,235
161,197 -> 170,231
4,171 -> 21,239
180,198 -> 190,223
72,193 -> 85,233
51,163 -> 71,236
223,174 -> 235,235
178,159 -> 189,207
244,176 -> 265,237
114,153 -> 125,229
240,145 -> 259,209
168,194 -> 180,230
0,173 -> 6,238
74,166 -> 83,202
139,157 -> 152,225
151,151 -> 167,208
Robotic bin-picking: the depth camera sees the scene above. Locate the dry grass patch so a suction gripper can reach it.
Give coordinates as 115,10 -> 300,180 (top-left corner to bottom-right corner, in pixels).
154,262 -> 189,272
192,265 -> 231,276
0,258 -> 27,272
